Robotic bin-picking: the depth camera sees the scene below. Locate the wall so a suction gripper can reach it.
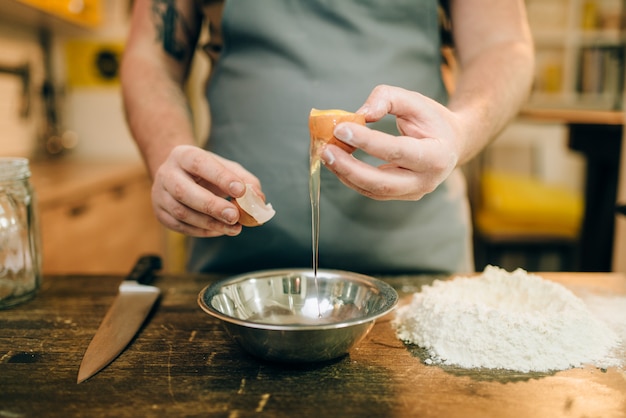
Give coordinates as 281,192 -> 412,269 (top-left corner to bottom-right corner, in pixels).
0,20 -> 45,157
60,0 -> 139,161
0,0 -> 141,162
0,0 -> 211,162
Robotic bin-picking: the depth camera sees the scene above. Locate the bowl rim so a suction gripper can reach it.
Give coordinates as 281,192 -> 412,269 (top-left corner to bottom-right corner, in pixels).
197,268 -> 399,331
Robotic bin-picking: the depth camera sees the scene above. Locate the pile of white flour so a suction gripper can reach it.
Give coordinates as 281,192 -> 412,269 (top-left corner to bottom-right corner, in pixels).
392,266 -> 622,372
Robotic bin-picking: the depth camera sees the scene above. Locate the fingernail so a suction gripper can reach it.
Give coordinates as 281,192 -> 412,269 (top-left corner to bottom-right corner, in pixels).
334,124 -> 354,145
222,207 -> 238,224
356,105 -> 369,115
225,225 -> 241,236
322,147 -> 335,165
229,181 -> 245,196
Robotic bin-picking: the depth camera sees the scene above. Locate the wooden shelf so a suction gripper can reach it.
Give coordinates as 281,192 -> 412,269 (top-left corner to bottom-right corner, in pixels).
527,0 -> 625,111
0,0 -> 101,34
520,107 -> 625,125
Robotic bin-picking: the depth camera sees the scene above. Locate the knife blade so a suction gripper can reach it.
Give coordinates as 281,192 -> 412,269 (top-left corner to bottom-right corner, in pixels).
77,254 -> 162,383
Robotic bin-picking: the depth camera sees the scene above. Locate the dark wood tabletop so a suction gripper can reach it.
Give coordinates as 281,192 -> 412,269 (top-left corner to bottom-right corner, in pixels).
1,272 -> 625,418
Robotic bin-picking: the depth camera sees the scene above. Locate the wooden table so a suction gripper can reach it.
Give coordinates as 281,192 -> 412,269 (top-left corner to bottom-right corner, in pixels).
519,108 -> 624,272
1,272 -> 625,417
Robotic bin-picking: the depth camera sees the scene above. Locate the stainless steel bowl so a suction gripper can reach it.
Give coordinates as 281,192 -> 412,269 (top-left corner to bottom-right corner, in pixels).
198,269 -> 398,363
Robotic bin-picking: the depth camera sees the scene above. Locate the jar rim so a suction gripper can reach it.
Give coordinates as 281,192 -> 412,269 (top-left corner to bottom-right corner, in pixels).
0,157 -> 31,181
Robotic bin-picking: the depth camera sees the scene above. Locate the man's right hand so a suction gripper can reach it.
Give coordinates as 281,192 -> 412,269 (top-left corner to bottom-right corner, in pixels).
151,145 -> 263,237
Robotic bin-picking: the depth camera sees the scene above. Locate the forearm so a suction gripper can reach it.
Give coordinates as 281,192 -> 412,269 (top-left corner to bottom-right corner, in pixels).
121,53 -> 196,178
121,0 -> 202,179
447,0 -> 535,166
449,39 -> 535,165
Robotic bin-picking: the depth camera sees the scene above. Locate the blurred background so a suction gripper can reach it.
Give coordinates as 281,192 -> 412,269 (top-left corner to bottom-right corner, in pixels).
0,0 -> 624,275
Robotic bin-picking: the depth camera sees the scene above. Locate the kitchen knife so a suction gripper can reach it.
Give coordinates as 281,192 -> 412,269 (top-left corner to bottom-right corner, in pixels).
77,254 -> 162,383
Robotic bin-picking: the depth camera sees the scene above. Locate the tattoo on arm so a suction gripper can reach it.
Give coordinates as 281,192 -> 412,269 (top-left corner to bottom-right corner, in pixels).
151,0 -> 194,61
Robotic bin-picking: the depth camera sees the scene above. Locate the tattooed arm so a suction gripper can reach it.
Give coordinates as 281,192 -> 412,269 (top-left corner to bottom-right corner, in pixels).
121,0 -> 259,237
121,0 -> 200,177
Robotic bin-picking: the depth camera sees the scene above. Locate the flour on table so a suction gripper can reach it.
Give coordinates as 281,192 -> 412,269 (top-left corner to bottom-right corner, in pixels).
392,265 -> 622,372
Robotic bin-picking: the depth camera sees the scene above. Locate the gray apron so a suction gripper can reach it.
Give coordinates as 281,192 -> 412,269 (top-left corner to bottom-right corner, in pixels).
189,0 -> 473,274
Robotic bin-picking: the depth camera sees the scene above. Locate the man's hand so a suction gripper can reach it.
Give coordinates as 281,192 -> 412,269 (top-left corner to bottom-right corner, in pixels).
151,145 -> 263,236
320,84 -> 462,201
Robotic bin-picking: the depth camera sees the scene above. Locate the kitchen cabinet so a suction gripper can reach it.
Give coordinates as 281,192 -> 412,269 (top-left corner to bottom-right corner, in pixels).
30,160 -> 167,274
526,0 -> 625,110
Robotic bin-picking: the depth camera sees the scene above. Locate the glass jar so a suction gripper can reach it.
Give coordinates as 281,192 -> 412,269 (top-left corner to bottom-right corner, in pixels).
0,158 -> 41,309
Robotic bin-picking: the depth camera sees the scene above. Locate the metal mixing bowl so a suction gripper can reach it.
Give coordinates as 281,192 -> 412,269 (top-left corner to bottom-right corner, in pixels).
198,269 -> 398,363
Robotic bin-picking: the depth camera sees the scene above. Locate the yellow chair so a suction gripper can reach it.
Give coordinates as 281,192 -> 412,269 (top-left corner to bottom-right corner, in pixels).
472,169 -> 584,271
